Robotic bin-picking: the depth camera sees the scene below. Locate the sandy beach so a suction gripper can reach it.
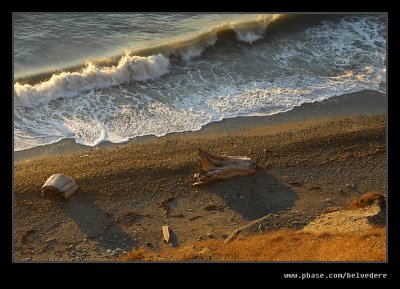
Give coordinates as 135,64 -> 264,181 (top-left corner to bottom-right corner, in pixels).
13,90 -> 387,261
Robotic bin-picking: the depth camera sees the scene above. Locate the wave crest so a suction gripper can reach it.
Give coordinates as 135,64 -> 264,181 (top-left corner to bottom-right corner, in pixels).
173,35 -> 218,61
14,54 -> 170,107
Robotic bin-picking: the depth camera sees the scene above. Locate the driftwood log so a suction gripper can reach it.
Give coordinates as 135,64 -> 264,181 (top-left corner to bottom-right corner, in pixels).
193,149 -> 257,185
41,174 -> 79,199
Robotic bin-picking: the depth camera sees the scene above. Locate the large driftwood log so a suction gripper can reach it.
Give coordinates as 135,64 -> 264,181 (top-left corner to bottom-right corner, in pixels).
42,174 -> 79,199
193,149 -> 257,185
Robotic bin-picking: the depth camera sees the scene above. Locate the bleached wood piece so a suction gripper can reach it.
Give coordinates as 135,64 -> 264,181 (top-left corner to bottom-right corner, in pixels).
162,225 -> 171,243
193,149 -> 257,185
42,174 -> 79,199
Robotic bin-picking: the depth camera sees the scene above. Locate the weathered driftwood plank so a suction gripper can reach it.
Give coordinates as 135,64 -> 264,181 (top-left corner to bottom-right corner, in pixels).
42,174 -> 79,199
162,225 -> 171,243
193,149 -> 257,185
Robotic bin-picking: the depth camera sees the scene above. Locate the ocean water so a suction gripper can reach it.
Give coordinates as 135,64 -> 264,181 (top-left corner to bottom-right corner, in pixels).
13,13 -> 386,151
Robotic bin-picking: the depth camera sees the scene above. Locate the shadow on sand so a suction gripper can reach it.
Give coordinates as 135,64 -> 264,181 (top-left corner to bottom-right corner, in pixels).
58,193 -> 135,251
199,169 -> 299,221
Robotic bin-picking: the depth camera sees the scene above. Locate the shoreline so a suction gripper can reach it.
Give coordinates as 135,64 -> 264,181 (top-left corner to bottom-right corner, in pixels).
14,89 -> 386,162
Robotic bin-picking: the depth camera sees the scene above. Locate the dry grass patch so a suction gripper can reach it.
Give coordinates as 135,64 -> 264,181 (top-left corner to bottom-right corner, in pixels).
119,227 -> 385,262
346,192 -> 385,210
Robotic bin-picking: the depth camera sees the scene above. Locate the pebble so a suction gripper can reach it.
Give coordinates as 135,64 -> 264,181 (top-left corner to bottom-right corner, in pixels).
106,249 -> 111,254
221,233 -> 228,239
198,235 -> 204,241
24,257 -> 32,261
325,198 -> 332,203
83,238 -> 88,243
206,233 -> 214,239
116,248 -> 123,253
188,208 -> 194,212
123,251 -> 127,255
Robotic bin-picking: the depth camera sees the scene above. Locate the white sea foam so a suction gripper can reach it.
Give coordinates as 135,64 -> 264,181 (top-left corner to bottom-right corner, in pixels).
232,14 -> 279,44
14,65 -> 385,151
235,30 -> 264,44
233,22 -> 267,44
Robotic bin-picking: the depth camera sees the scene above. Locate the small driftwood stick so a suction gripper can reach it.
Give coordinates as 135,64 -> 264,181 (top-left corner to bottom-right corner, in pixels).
162,225 -> 171,243
193,149 -> 257,185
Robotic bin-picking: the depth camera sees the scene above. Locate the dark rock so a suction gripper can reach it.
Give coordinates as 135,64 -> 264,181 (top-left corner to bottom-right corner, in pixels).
204,204 -> 224,211
323,207 -> 339,214
289,181 -> 303,187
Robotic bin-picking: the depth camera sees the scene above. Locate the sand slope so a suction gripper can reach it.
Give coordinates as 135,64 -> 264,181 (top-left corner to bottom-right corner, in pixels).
14,112 -> 386,262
